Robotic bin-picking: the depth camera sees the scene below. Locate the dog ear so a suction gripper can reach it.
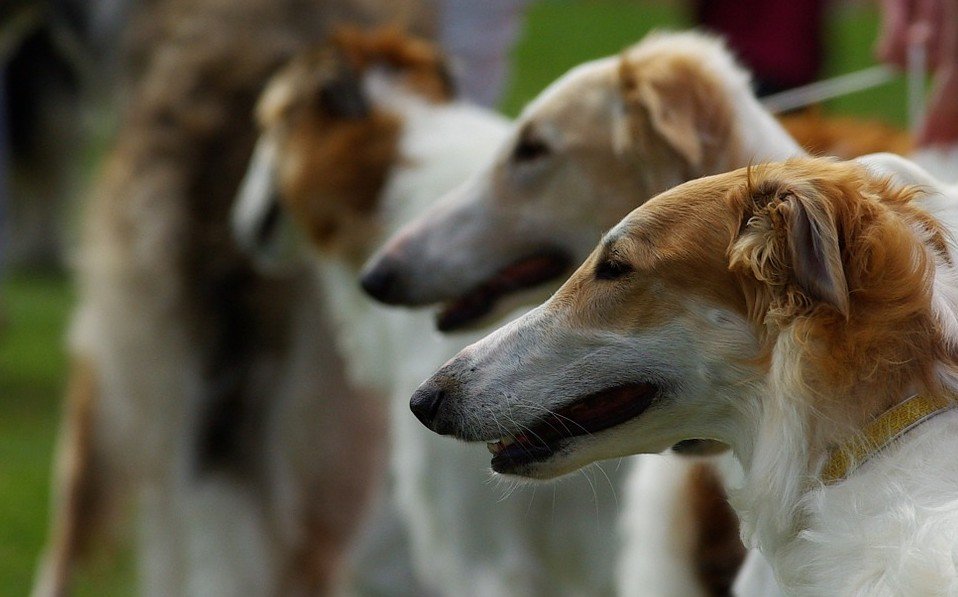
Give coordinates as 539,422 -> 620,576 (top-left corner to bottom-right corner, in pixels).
634,74 -> 704,167
731,183 -> 850,319
785,191 -> 849,315
616,56 -> 731,171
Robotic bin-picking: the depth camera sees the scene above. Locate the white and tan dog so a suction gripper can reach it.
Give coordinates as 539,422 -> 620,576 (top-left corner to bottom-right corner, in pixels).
233,28 -> 627,597
415,155 -> 958,595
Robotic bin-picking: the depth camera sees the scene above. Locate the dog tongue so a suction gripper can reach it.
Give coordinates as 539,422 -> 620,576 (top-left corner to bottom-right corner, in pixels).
436,252 -> 570,331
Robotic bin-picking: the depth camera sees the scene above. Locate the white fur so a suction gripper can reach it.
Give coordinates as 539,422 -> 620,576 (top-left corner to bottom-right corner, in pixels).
762,410 -> 958,595
733,549 -> 785,597
618,455 -> 708,597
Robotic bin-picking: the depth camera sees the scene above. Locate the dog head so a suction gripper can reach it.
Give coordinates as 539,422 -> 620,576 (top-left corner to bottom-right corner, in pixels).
231,27 -> 454,268
411,157 -> 946,480
360,31 -> 762,331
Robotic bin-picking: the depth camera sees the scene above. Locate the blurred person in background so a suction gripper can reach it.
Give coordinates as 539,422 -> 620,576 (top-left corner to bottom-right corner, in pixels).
693,0 -> 828,97
877,0 -> 958,146
439,0 -> 533,107
697,0 -> 958,146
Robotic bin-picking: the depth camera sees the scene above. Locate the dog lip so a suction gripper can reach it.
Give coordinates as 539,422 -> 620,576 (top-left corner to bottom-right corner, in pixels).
436,249 -> 572,332
491,442 -> 557,473
488,382 -> 660,474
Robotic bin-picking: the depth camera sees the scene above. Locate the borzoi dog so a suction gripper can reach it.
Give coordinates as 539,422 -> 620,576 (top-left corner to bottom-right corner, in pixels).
414,155 -> 958,595
232,28 -> 628,596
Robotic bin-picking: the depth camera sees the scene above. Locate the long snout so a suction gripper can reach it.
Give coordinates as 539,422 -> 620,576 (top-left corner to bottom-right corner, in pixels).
358,249 -> 423,306
359,176 -> 507,307
409,377 -> 455,435
408,306 -> 558,441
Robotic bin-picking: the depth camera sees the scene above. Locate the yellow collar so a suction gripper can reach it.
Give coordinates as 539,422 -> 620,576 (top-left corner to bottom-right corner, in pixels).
821,393 -> 956,485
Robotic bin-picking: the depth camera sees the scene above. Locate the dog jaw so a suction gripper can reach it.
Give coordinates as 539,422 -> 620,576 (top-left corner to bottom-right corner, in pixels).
411,250 -> 762,479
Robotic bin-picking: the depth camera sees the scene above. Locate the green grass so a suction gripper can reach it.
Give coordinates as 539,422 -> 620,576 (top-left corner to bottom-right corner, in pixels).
0,274 -> 72,594
0,276 -> 136,596
0,1 -> 906,594
501,1 -> 688,116
824,5 -> 908,125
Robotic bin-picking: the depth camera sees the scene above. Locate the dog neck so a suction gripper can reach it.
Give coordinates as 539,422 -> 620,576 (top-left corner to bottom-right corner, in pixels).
731,383 -> 958,593
726,89 -> 805,173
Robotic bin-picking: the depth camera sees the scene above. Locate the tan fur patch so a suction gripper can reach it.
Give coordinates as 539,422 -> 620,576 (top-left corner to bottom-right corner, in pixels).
729,160 -> 944,432
280,110 -> 401,260
42,357 -> 103,595
617,51 -> 736,176
257,27 -> 453,260
332,25 -> 454,102
780,111 -> 913,159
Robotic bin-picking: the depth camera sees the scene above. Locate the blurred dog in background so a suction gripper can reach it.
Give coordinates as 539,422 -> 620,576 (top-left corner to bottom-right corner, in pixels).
32,3 -> 437,596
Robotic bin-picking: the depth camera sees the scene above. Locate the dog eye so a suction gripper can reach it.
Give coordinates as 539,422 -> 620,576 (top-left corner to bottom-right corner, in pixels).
595,259 -> 633,280
512,137 -> 550,162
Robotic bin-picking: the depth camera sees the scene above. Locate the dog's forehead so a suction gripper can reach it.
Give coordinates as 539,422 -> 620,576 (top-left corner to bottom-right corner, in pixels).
612,171 -> 748,240
520,56 -> 620,122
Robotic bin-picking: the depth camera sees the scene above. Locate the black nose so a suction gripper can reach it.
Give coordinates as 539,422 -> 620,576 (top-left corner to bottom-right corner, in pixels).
360,261 -> 400,304
410,381 -> 449,433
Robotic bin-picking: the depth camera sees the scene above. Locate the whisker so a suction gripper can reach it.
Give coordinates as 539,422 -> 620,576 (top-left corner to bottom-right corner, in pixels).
594,462 -> 619,510
502,411 -> 551,456
510,399 -> 595,439
577,468 -> 599,524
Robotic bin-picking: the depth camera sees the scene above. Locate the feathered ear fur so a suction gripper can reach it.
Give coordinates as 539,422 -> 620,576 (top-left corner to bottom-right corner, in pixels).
783,190 -> 850,315
616,54 -> 732,171
730,178 -> 850,320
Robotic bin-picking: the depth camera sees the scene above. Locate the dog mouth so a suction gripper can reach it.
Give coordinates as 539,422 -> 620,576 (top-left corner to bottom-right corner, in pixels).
436,250 -> 571,332
486,382 -> 659,475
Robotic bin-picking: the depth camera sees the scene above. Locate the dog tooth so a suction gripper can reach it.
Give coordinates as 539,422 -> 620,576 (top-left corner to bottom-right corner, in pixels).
487,441 -> 506,455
